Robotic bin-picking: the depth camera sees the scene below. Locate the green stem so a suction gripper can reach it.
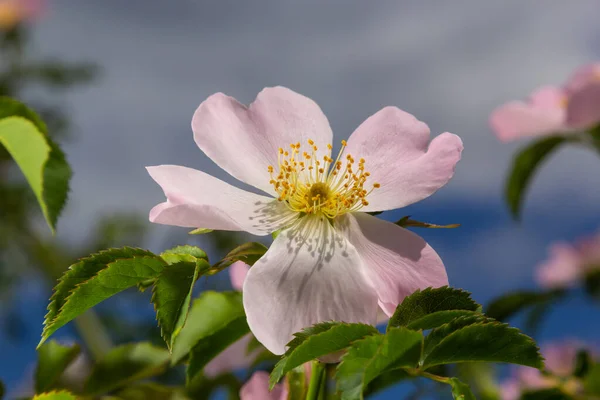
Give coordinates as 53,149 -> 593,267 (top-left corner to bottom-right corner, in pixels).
306,361 -> 326,400
73,311 -> 113,360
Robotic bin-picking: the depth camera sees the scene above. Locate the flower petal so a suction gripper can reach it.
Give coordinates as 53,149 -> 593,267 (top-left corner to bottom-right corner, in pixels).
230,261 -> 250,291
343,107 -> 462,212
563,63 -> 600,95
336,212 -> 448,317
490,86 -> 567,141
243,216 -> 378,355
566,81 -> 600,129
240,371 -> 288,400
535,243 -> 582,289
193,87 -> 333,195
147,165 -> 295,236
204,333 -> 258,378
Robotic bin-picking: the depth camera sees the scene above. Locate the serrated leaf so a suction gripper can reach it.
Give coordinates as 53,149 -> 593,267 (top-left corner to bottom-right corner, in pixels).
270,322 -> 379,389
336,327 -> 423,400
171,291 -> 246,366
32,391 -> 77,400
0,97 -> 72,232
186,316 -> 250,384
506,136 -> 566,219
35,341 -> 81,393
211,242 -> 268,274
422,315 -> 487,360
84,342 -> 170,395
422,320 -> 543,369
520,388 -> 573,400
449,377 -> 476,400
485,290 -> 563,321
388,287 -> 480,330
395,216 -> 460,229
152,259 -> 210,350
39,247 -> 166,347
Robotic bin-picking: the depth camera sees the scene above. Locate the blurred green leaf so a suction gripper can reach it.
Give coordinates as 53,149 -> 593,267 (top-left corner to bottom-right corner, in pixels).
449,377 -> 476,400
395,216 -> 460,229
152,259 -> 209,350
584,269 -> 600,300
584,363 -> 600,395
388,287 -> 480,331
188,228 -> 213,235
186,373 -> 241,400
520,388 -> 573,400
573,349 -> 592,378
505,136 -> 566,219
270,322 -> 379,389
171,291 -> 246,366
161,245 -> 208,264
0,97 -> 71,232
422,317 -> 543,369
84,342 -> 169,395
32,391 -> 77,400
336,327 -> 422,400
211,242 -> 267,274
115,382 -> 187,400
39,247 -> 166,347
485,290 -> 564,321
35,341 -> 80,393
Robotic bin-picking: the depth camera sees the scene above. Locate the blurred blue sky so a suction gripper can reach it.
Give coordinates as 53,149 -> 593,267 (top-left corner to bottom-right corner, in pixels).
3,0 -> 600,397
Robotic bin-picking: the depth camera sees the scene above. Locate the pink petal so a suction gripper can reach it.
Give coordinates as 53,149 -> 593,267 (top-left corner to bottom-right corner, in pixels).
343,107 -> 462,212
230,261 -> 250,291
563,63 -> 600,95
541,342 -> 580,377
243,217 -> 378,355
204,334 -> 258,378
566,81 -> 600,129
535,243 -> 582,289
192,87 -> 333,195
499,379 -> 521,400
490,86 -> 567,141
240,371 -> 288,400
146,165 -> 295,236
336,213 -> 448,316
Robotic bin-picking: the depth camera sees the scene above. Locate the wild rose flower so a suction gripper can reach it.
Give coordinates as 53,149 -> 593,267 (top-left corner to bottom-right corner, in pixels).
535,232 -> 600,289
0,0 -> 43,29
147,87 -> 463,354
490,63 -> 600,141
500,342 -> 586,399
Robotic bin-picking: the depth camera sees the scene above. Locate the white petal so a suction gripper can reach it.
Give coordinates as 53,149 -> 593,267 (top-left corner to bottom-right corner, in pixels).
243,216 -> 378,355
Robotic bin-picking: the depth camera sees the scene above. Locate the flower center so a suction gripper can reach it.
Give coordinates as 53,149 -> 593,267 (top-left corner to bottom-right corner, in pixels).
268,139 -> 379,219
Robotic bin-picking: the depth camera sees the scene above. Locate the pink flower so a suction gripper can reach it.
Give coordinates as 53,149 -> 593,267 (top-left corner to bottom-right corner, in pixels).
490,63 -> 600,141
0,0 -> 44,29
500,342 -> 586,399
147,87 -> 463,354
240,371 -> 288,400
535,232 -> 600,289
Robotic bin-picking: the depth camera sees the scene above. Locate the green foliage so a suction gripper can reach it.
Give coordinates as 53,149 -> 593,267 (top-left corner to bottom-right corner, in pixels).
0,379 -> 4,399
270,322 -> 379,389
485,290 -> 564,321
152,259 -> 209,350
286,366 -> 308,400
395,216 -> 460,229
170,291 -> 247,368
188,228 -> 213,235
35,341 -> 80,393
520,388 -> 573,400
0,97 -> 71,232
39,247 -> 167,347
211,242 -> 268,273
32,391 -> 77,400
584,269 -> 600,300
114,382 -> 186,400
449,377 -> 477,400
388,286 -> 481,330
335,328 -> 423,400
505,136 -> 566,219
160,245 -> 209,264
84,342 -> 170,395
584,363 -> 600,395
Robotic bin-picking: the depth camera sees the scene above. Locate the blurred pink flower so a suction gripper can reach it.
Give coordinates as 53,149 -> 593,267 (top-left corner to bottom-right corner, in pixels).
490,63 -> 600,141
0,0 -> 44,29
240,371 -> 288,400
500,342 -> 586,399
535,232 -> 600,289
147,87 -> 462,354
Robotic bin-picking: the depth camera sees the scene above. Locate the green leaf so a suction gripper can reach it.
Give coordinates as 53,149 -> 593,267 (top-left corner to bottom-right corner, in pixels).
35,341 -> 81,393
395,216 -> 460,229
485,290 -> 564,321
584,363 -> 600,395
423,315 -> 487,360
160,245 -> 209,264
171,291 -> 246,366
152,259 -> 210,350
188,228 -> 213,235
0,97 -> 72,232
505,136 -> 566,219
84,342 -> 170,395
32,391 -> 77,400
584,269 -> 600,300
363,369 -> 411,397
211,242 -> 268,273
388,287 -> 480,330
422,319 -> 543,369
520,388 -> 573,400
336,327 -> 423,400
39,247 -> 166,347
573,349 -> 592,378
449,378 -> 476,400
114,382 -> 185,400
270,322 -> 379,389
